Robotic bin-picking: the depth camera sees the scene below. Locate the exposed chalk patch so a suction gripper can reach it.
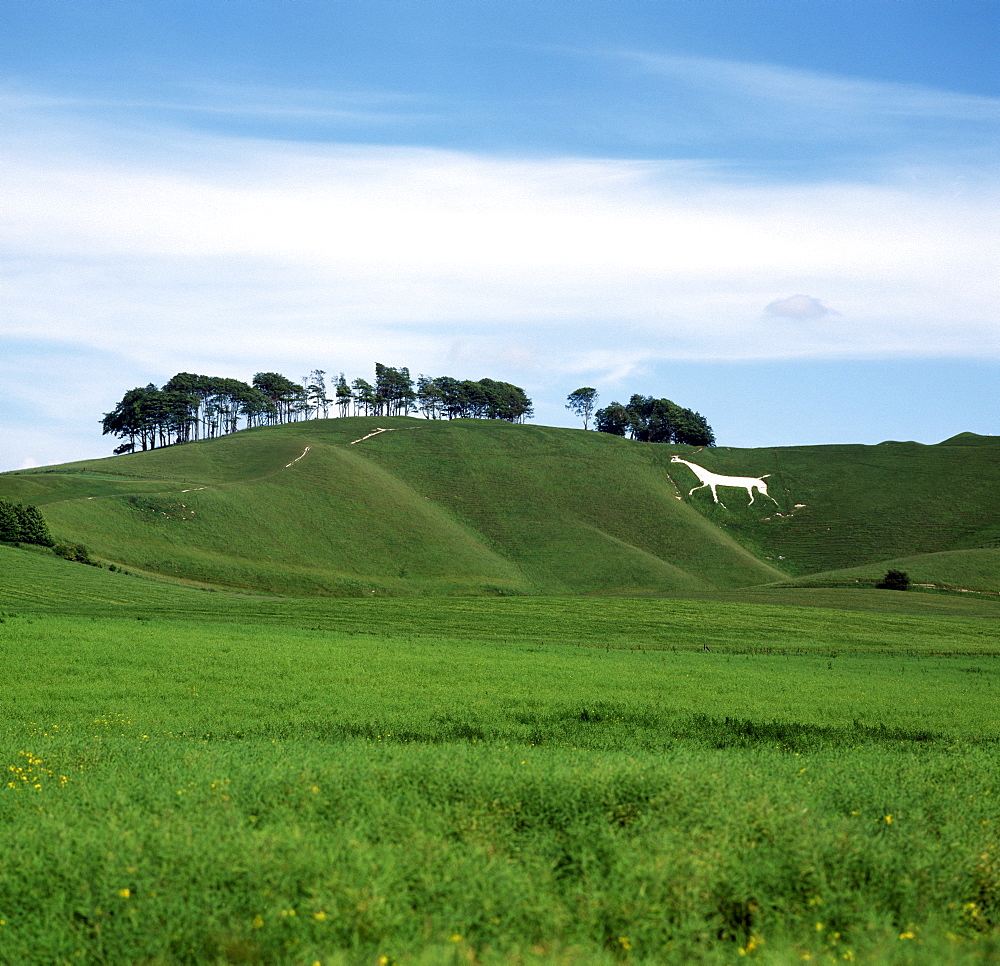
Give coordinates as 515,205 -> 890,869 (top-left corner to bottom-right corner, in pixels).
350,428 -> 397,445
285,446 -> 311,467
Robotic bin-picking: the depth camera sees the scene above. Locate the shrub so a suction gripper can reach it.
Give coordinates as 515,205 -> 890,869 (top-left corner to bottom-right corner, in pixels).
53,543 -> 94,565
876,568 -> 910,591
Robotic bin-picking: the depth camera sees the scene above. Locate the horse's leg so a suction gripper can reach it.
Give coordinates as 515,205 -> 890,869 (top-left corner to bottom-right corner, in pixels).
747,486 -> 756,505
689,482 -> 708,497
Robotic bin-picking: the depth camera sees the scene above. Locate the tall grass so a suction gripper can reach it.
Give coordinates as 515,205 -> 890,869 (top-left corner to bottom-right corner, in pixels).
0,612 -> 997,964
0,421 -> 998,962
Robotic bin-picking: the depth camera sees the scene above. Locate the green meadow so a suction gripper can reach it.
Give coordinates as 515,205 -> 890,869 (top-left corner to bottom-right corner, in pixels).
1,421 -> 998,964
7,419 -> 998,598
1,545 -> 998,964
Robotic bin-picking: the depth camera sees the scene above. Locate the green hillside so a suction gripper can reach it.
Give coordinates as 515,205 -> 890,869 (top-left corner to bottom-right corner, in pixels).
662,432 -> 1000,590
774,548 -> 1000,595
2,420 -> 998,597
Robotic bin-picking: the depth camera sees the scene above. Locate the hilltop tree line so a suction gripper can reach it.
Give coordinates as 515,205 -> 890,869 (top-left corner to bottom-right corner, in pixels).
101,365 -> 533,453
567,388 -> 715,446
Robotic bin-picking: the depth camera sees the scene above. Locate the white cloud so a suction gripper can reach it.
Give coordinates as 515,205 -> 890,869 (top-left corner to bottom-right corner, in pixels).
1,93 -> 999,472
765,295 -> 836,320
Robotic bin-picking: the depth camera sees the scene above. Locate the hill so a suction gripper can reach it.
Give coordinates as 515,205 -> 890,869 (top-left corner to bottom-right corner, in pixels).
2,419 -> 998,597
661,431 -> 1000,594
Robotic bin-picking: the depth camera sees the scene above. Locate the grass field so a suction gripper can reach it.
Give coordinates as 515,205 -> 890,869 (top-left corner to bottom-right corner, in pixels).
1,423 -> 998,963
2,542 -> 998,964
3,419 -> 997,597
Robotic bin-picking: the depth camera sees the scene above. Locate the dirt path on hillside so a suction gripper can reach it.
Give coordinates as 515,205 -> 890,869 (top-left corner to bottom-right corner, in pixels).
285,446 -> 311,467
350,427 -> 397,444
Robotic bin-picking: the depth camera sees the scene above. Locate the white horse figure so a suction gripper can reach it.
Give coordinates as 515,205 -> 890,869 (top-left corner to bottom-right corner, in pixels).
670,456 -> 779,508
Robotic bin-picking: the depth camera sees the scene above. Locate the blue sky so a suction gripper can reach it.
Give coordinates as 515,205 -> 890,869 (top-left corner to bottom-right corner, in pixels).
2,0 -> 998,469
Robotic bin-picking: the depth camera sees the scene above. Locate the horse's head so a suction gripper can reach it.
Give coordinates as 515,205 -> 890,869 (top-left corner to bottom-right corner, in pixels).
670,455 -> 684,463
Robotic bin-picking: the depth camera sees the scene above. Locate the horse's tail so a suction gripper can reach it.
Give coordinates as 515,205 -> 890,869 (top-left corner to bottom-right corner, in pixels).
761,474 -> 771,479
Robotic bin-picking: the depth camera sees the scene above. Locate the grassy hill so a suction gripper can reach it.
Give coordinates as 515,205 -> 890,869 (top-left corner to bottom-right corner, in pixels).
2,419 -> 998,597
683,433 -> 1000,577
2,420 -> 998,964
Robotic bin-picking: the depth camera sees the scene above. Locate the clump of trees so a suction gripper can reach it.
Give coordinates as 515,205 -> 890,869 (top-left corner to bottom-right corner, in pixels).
101,364 -> 533,453
876,569 -> 910,591
413,375 -> 532,422
0,499 -> 54,547
594,395 -> 715,446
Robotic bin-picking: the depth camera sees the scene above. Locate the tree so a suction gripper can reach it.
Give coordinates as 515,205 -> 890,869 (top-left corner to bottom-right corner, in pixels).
334,373 -> 353,417
595,402 -> 630,436
672,408 -> 716,447
101,384 -> 163,451
566,388 -> 598,430
594,395 -> 715,446
304,370 -> 330,419
238,385 -> 275,428
100,364 -> 532,452
0,500 -> 53,546
434,377 -> 464,419
483,379 -> 532,422
624,395 -> 676,442
0,500 -> 19,541
373,364 -> 416,417
162,373 -> 204,441
876,569 -> 910,591
416,374 -> 441,418
253,372 -> 302,424
459,380 -> 489,418
351,378 -> 375,416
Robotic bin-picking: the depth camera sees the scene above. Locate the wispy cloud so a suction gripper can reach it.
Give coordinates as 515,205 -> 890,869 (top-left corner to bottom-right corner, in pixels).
3,100 -> 996,367
623,51 -> 1000,123
0,80 -> 437,126
2,79 -> 998,470
568,49 -> 1000,173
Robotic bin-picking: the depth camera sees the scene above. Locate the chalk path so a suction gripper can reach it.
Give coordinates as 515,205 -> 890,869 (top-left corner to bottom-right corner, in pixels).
350,427 -> 397,445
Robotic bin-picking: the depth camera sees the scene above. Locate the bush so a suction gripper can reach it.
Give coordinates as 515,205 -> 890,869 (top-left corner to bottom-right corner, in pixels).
53,543 -> 94,565
876,569 -> 910,591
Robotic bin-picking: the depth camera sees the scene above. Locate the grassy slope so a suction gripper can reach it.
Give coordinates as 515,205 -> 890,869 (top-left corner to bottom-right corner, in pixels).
2,419 -> 780,595
3,541 -> 998,637
2,420 -> 998,596
675,433 -> 1000,582
775,548 -> 1000,595
1,480 -> 998,963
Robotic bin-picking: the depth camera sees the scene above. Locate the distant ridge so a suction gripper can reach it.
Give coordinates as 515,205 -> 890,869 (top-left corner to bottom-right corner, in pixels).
2,420 -> 997,597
